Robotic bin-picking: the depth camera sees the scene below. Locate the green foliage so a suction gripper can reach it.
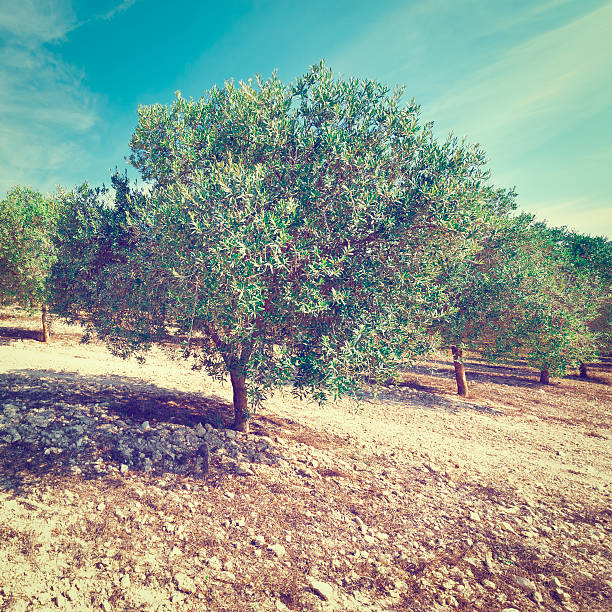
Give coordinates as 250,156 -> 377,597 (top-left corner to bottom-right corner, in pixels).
51,174 -> 159,355
0,186 -> 59,310
547,227 -> 612,352
441,215 -> 604,378
54,63 -> 515,424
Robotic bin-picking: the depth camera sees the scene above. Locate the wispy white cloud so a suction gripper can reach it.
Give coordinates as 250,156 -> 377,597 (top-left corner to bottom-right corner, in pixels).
0,43 -> 98,191
94,0 -> 137,22
0,0 -> 138,42
428,3 -> 612,144
0,0 -> 137,194
0,0 -> 76,42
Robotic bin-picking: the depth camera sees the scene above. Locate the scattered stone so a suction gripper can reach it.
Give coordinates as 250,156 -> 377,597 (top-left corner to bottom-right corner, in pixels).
482,579 -> 496,589
207,556 -> 222,571
551,588 -> 570,602
174,573 -> 196,593
268,543 -> 286,557
307,576 -> 335,602
233,461 -> 255,476
251,535 -> 266,547
510,575 -> 536,594
0,399 -> 218,476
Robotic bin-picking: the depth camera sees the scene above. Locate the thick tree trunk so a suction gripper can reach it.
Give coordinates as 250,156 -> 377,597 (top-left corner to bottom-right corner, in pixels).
451,346 -> 468,397
579,361 -> 588,379
41,305 -> 49,343
230,369 -> 250,433
539,369 -> 550,384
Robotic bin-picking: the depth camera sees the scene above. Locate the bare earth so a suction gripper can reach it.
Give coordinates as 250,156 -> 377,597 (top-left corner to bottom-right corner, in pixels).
0,310 -> 610,611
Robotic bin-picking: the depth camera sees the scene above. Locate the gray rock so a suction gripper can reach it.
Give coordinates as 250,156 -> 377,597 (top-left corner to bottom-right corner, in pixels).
207,556 -> 222,571
551,588 -> 570,602
482,579 -> 496,589
251,535 -> 266,547
268,543 -> 287,557
174,573 -> 197,593
510,575 -> 536,594
307,577 -> 335,602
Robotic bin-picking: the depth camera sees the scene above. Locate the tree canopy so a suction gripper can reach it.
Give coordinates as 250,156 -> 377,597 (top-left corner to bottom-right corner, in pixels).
0,186 -> 59,340
438,215 -> 604,388
53,63 -> 517,430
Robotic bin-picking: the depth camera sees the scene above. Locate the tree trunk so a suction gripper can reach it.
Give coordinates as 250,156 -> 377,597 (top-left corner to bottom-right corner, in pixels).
41,305 -> 49,343
579,361 -> 588,379
539,369 -> 550,384
451,346 -> 468,397
230,369 -> 250,433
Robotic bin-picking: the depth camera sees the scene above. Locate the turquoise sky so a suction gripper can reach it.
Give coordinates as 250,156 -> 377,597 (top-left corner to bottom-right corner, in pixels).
1,0 -> 610,237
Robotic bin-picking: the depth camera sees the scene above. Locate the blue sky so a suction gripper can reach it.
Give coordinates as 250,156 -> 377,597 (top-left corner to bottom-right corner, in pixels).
1,0 -> 610,237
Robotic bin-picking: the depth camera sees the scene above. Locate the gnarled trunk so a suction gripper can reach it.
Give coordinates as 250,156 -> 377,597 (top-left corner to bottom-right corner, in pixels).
539,369 -> 550,384
451,346 -> 468,397
230,369 -> 250,433
41,305 -> 49,343
579,361 -> 588,379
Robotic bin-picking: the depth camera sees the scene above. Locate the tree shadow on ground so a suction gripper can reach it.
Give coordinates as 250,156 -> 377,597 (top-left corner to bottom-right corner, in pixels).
563,373 -> 611,386
462,362 -> 548,389
0,326 -> 42,343
359,381 -> 504,416
1,369 -> 233,427
0,368 -> 242,494
402,359 -> 590,389
399,363 -> 545,392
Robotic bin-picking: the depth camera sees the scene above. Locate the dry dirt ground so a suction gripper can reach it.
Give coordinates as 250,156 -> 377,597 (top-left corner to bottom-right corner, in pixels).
0,310 -> 610,611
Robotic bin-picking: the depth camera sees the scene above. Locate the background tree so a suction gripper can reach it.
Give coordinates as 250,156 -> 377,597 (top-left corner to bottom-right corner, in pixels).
51,174 -> 161,354
546,228 -> 612,378
54,63 -> 515,431
434,212 -> 517,397
0,186 -> 59,341
441,216 -> 603,388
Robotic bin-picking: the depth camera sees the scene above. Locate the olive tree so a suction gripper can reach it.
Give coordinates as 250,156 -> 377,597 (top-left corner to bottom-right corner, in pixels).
54,63 -> 515,431
51,174 -> 160,352
0,186 -> 59,341
547,228 -> 612,378
441,215 -> 603,390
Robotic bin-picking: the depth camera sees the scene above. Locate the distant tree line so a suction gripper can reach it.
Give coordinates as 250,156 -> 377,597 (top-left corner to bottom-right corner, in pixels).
1,62 -> 610,430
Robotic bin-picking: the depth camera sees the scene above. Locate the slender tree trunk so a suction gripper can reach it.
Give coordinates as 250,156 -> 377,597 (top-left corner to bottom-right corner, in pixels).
539,369 -> 550,384
451,346 -> 468,397
41,305 -> 49,343
579,361 -> 588,379
230,369 -> 250,433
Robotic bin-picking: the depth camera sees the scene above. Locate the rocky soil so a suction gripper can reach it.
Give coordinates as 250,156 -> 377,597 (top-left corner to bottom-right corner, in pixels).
0,310 -> 611,611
